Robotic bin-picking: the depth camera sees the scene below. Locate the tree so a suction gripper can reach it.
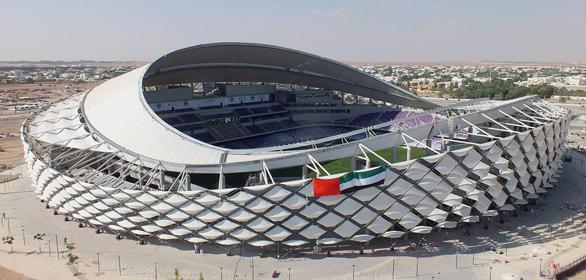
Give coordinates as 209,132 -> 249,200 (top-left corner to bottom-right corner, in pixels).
449,78 -> 578,100
63,236 -> 80,266
381,66 -> 393,76
33,233 -> 46,253
2,235 -> 14,253
66,252 -> 80,265
174,268 -> 181,280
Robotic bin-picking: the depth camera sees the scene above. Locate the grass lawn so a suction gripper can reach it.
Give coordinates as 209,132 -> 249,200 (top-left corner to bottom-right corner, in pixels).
309,146 -> 428,177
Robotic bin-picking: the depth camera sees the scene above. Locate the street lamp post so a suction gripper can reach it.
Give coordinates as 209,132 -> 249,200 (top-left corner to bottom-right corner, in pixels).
489,266 -> 492,280
288,268 -> 291,280
55,235 -> 59,260
220,267 -> 223,280
251,259 -> 255,280
416,257 -> 420,276
539,259 -> 543,276
392,259 -> 395,279
352,264 -> 355,280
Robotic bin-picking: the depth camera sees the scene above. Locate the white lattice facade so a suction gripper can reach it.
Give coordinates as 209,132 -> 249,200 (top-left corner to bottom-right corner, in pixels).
22,95 -> 571,248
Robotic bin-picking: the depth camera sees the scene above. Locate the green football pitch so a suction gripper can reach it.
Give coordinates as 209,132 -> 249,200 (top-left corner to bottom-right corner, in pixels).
309,146 -> 428,176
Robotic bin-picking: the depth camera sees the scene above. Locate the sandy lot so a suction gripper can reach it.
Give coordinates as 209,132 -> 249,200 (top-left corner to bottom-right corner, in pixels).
0,116 -> 25,134
0,137 -> 23,168
0,116 -> 26,168
0,80 -> 98,168
0,265 -> 34,280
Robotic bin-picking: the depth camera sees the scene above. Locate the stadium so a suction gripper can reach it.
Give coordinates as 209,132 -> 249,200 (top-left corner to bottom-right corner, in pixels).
22,43 -> 571,252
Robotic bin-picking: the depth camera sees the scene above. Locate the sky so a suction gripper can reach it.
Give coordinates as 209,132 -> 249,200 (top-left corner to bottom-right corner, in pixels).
1,0 -> 585,63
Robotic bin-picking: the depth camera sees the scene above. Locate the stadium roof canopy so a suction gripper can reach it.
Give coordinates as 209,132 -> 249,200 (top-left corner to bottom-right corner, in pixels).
82,43 -> 442,172
143,43 -> 438,109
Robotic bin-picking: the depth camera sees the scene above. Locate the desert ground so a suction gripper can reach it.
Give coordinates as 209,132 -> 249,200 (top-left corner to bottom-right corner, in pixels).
0,265 -> 34,280
0,81 -> 98,169
0,116 -> 26,169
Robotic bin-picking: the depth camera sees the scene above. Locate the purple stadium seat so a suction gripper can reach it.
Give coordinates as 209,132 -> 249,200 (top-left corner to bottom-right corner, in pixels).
246,125 -> 264,134
259,122 -> 283,131
234,108 -> 252,116
178,113 -> 201,123
193,132 -> 216,142
163,117 -> 183,125
250,107 -> 269,114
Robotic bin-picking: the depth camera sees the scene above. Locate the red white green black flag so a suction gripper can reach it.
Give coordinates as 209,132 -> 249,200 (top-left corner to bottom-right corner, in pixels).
312,166 -> 387,197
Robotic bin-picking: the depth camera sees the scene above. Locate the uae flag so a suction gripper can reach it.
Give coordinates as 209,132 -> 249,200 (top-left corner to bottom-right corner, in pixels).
312,166 -> 387,197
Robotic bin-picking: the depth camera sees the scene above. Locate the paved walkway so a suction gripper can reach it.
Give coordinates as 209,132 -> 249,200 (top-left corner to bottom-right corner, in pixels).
0,151 -> 584,280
